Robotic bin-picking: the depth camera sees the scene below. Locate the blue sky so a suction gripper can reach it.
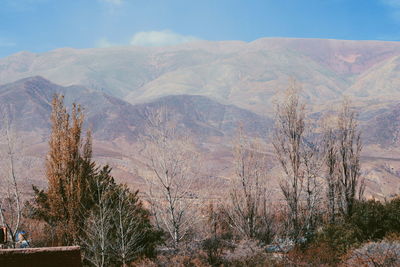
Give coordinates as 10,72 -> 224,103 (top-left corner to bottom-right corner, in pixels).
0,0 -> 400,58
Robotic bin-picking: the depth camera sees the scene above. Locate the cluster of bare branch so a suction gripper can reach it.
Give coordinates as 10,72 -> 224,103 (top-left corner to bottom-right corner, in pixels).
112,186 -> 146,267
322,99 -> 364,222
273,83 -> 311,239
0,109 -> 23,247
142,107 -> 200,248
225,126 -> 273,241
79,167 -> 159,267
273,83 -> 364,240
301,137 -> 323,235
80,167 -> 115,267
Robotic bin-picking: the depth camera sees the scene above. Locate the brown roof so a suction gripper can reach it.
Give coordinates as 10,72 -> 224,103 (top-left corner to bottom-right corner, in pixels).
0,246 -> 82,267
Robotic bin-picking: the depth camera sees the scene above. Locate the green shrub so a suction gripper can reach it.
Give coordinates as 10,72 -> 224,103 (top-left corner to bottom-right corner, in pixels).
349,199 -> 388,241
316,223 -> 360,258
385,198 -> 400,233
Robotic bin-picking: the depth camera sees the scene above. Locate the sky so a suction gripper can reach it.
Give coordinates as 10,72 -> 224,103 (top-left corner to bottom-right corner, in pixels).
1,0 -> 400,57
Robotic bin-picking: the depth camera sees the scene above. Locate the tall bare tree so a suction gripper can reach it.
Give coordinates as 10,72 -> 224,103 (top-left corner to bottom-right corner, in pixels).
301,139 -> 323,236
142,107 -> 199,248
322,119 -> 340,223
226,127 -> 272,240
0,111 -> 22,247
336,99 -> 364,217
273,84 -> 306,239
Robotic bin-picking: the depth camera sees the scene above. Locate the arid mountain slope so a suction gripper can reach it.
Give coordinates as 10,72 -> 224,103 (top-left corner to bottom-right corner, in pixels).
2,38 -> 400,115
0,76 -> 274,193
364,103 -> 400,147
0,76 -> 272,141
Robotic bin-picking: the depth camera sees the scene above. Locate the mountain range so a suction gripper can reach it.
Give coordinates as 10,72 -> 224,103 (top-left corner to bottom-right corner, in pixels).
1,38 -> 400,199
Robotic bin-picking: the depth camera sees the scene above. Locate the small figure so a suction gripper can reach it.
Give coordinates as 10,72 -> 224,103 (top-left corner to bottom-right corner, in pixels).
16,231 -> 30,248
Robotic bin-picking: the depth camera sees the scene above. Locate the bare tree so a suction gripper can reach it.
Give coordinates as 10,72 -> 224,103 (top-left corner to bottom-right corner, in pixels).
0,110 -> 22,247
272,82 -> 325,241
142,107 -> 199,248
273,84 -> 306,239
81,166 -> 151,266
80,168 -> 114,267
336,99 -> 364,217
111,186 -> 144,267
301,139 -> 323,236
320,100 -> 364,222
225,127 -> 273,240
322,120 -> 340,223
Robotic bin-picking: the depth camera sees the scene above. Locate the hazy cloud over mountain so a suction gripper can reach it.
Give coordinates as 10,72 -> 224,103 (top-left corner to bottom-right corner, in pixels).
2,1 -> 400,58
95,37 -> 118,48
130,30 -> 200,47
95,30 -> 200,48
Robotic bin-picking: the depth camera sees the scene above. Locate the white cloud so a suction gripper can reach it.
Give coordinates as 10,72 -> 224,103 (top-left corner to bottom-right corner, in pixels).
130,30 -> 200,47
94,30 -> 201,49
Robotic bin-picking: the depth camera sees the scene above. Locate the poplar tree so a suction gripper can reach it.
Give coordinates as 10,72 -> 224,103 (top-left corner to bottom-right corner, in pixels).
31,94 -> 95,245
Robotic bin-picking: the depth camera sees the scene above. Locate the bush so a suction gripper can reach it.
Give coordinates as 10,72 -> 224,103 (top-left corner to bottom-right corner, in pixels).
346,198 -> 400,243
286,241 -> 343,266
344,240 -> 400,266
201,234 -> 234,266
385,198 -> 400,233
289,223 -> 361,265
222,239 -> 278,267
316,223 -> 361,255
349,200 -> 388,241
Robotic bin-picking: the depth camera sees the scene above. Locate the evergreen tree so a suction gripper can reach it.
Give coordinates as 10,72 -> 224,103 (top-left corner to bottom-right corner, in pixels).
80,166 -> 116,267
81,166 -> 162,266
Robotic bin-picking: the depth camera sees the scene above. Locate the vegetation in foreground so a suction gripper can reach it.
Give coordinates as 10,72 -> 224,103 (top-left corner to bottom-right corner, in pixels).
0,85 -> 399,266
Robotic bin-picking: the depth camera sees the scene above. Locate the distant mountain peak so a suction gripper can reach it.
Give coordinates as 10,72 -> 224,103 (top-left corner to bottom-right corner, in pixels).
1,38 -> 400,126
18,75 -> 54,85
